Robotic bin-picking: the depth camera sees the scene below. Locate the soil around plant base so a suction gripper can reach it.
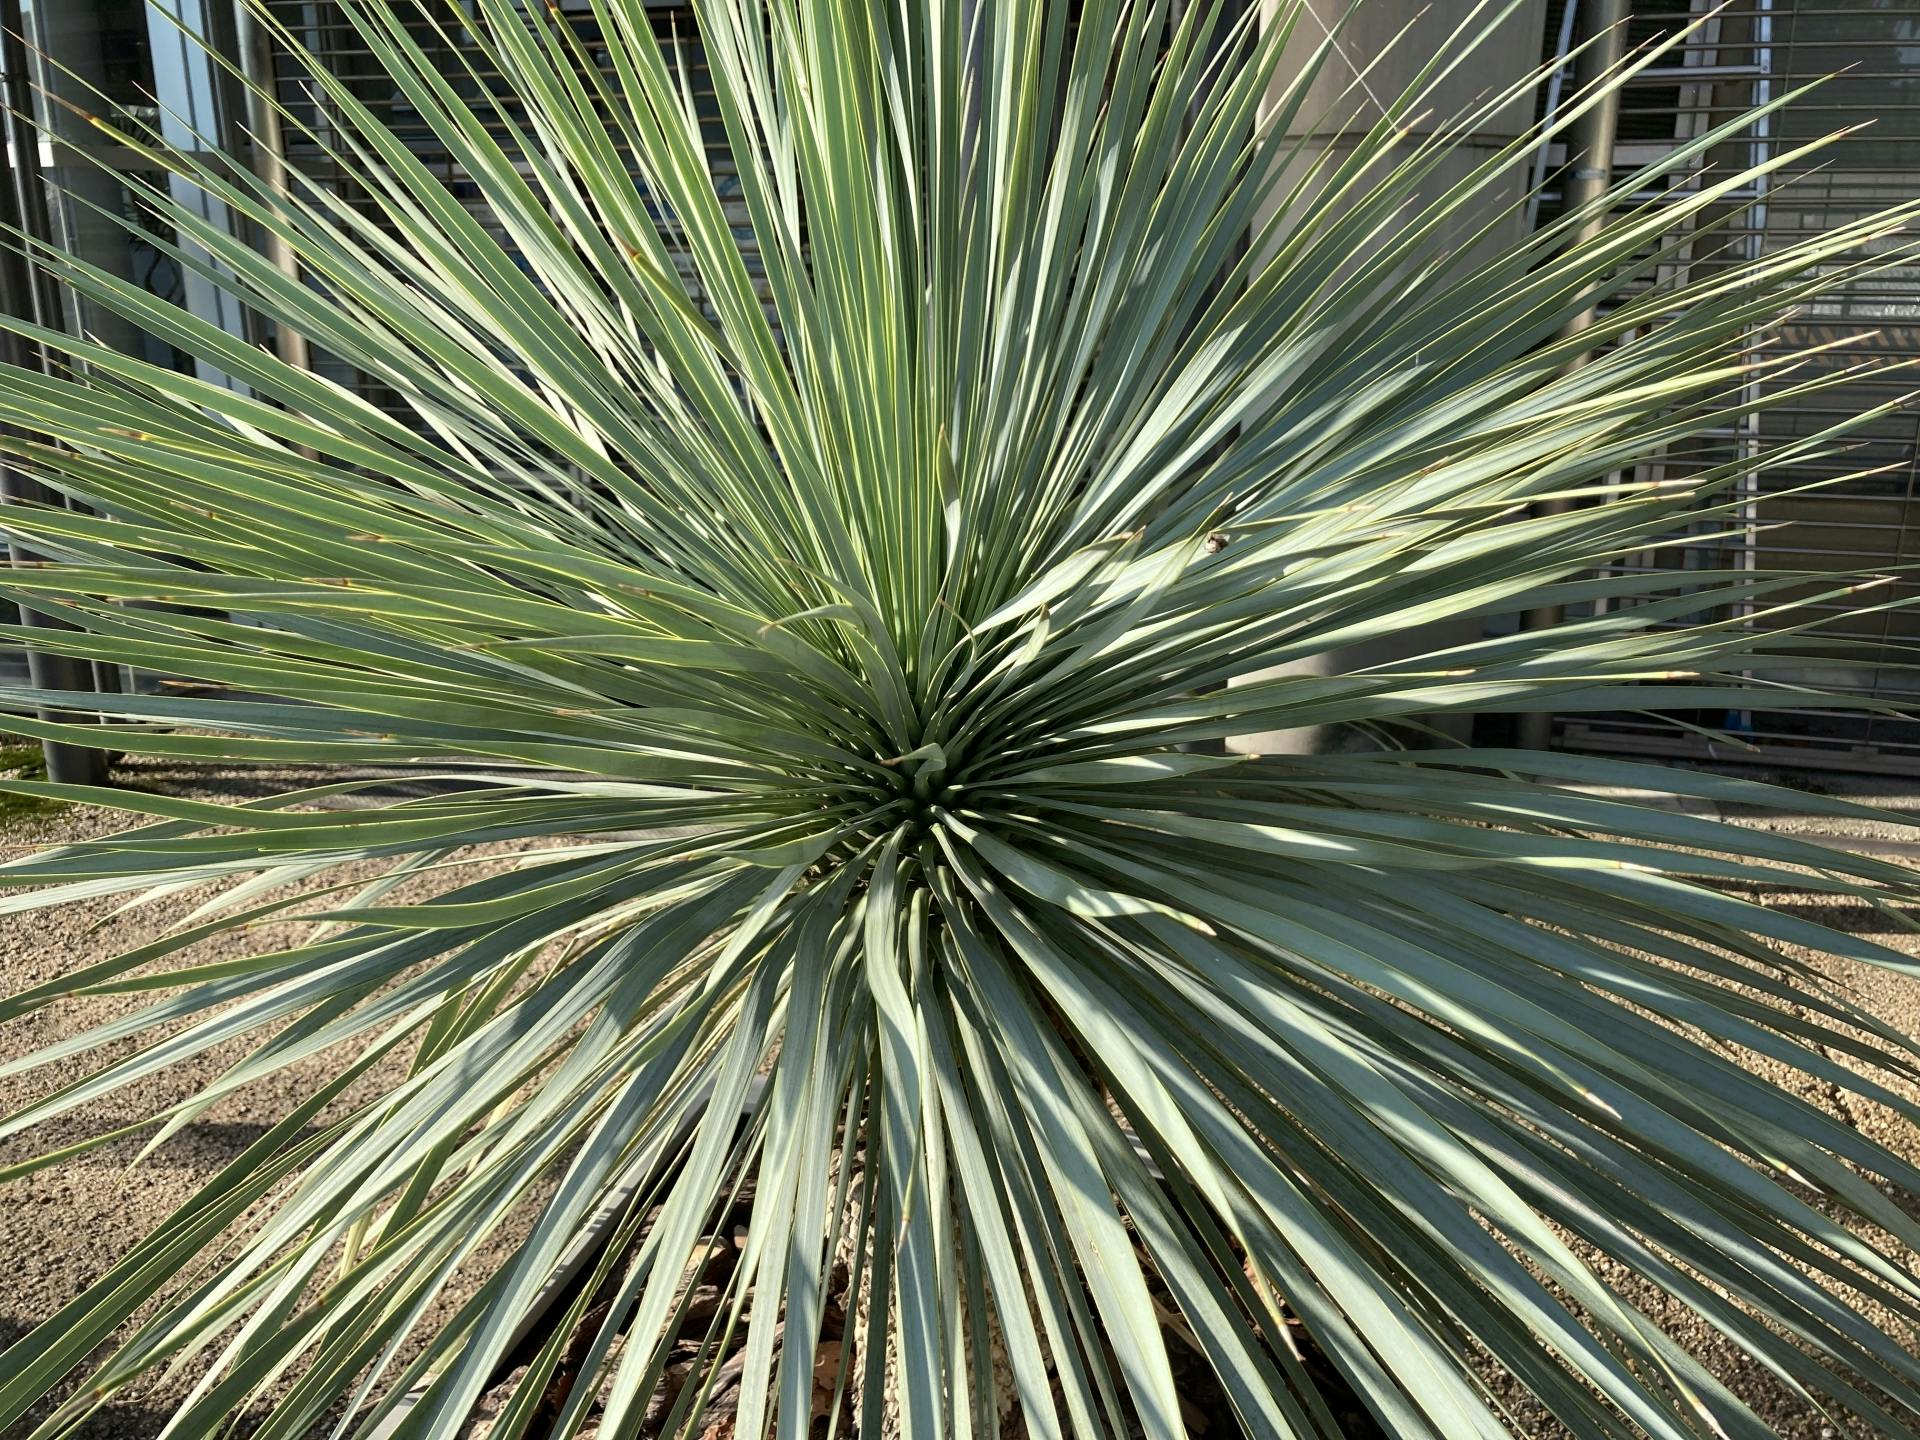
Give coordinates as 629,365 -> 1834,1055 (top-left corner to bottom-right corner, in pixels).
463,1162 -> 1386,1440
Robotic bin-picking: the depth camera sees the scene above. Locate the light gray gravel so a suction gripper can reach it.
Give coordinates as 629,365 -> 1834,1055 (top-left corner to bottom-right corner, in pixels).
6,758 -> 1920,1438
0,761 -> 554,1439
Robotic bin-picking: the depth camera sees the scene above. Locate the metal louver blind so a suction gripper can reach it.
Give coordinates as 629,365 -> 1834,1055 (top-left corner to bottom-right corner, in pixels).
258,0 -> 761,418
1536,0 -> 1920,773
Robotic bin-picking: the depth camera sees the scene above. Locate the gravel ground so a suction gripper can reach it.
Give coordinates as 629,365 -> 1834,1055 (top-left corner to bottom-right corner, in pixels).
1483,770 -> 1920,1440
0,761 -> 557,1439
5,759 -> 1920,1438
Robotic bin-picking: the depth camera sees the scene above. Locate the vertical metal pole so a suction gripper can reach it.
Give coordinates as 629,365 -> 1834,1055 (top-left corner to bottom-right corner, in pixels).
235,0 -> 310,373
1516,0 -> 1630,751
0,0 -> 109,784
1525,0 -> 1586,235
1176,0 -> 1249,757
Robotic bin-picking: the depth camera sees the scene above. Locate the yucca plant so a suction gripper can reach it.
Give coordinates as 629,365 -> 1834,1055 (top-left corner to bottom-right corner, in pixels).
6,0 -> 1920,1435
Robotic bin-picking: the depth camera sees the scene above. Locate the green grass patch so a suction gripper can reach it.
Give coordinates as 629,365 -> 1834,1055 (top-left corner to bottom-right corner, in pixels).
0,742 -> 68,824
0,742 -> 45,770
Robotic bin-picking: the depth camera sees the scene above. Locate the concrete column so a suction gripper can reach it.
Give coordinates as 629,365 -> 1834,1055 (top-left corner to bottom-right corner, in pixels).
1231,0 -> 1549,756
1258,1 -> 1551,268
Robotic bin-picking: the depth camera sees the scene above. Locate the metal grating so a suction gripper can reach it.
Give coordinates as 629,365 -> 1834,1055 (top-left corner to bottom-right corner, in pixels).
259,0 -> 1920,772
15,0 -> 1919,773
1537,0 -> 1920,773
255,0 -> 759,418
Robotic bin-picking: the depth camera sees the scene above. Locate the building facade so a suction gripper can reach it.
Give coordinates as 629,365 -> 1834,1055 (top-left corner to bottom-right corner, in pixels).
8,0 -> 1920,770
